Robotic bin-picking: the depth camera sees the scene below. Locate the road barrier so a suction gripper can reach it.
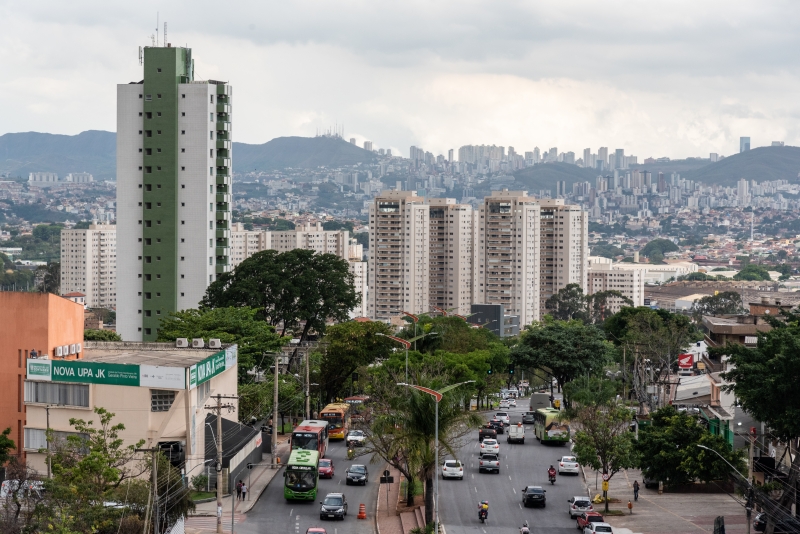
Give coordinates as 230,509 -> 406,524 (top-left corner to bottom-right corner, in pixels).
357,503 -> 367,519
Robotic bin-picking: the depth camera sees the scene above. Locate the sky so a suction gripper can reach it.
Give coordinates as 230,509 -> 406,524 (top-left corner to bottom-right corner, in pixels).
2,0 -> 800,160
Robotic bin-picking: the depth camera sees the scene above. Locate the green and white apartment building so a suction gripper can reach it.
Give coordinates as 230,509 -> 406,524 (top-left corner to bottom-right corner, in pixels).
117,45 -> 232,341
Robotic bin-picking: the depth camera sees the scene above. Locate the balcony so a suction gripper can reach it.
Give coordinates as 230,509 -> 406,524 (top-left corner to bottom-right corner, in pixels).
216,220 -> 229,230
216,247 -> 230,257
216,103 -> 231,114
216,140 -> 231,150
216,157 -> 231,168
216,122 -> 230,132
216,192 -> 231,204
215,264 -> 228,274
216,85 -> 229,96
216,175 -> 231,186
216,229 -> 230,240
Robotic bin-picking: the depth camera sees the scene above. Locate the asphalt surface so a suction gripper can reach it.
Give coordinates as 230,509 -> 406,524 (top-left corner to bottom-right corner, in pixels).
440,398 -> 589,534
241,438 -> 379,534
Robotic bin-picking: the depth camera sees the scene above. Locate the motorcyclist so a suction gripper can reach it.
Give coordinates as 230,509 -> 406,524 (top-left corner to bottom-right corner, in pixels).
520,520 -> 530,534
478,500 -> 489,519
548,465 -> 556,480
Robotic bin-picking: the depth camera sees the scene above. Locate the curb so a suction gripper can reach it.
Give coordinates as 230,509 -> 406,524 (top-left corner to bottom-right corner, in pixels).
375,463 -> 386,534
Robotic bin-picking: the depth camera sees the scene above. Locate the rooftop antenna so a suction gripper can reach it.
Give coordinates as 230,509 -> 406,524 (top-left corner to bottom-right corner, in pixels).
156,12 -> 159,47
164,22 -> 167,46
139,46 -> 143,65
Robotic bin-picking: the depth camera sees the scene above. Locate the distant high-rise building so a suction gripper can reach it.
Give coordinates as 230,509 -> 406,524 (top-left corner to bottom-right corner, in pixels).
363,141 -> 373,151
597,147 -> 608,166
532,147 -> 541,164
547,147 -> 557,162
117,44 -> 232,341
771,141 -> 784,147
65,172 -> 94,183
738,178 -> 750,206
60,223 -> 117,309
710,153 -> 719,162
28,172 -> 59,184
386,149 -> 392,157
447,149 -> 454,163
350,137 -> 357,145
563,151 -> 575,165
740,137 -> 751,152
410,146 -> 425,161
614,148 -> 625,169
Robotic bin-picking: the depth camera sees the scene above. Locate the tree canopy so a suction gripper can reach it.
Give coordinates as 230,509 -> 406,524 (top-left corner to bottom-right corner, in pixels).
640,238 -> 679,258
733,264 -> 772,281
83,329 -> 122,342
544,284 -> 633,324
691,291 -> 746,321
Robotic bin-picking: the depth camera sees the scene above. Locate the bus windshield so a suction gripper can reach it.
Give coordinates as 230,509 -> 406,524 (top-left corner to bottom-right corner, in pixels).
285,469 -> 316,490
322,414 -> 343,426
291,433 -> 319,451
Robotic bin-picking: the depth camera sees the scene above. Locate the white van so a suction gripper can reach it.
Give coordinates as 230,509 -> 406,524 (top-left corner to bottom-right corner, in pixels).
507,422 -> 525,444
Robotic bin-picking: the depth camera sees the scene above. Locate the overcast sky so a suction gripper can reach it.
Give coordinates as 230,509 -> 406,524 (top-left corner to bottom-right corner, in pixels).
2,1 -> 800,159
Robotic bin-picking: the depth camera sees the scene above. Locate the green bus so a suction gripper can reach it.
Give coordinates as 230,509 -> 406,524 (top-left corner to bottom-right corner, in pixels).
283,449 -> 320,500
533,408 -> 570,444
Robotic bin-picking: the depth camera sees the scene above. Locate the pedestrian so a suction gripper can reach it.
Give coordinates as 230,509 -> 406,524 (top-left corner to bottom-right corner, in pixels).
241,482 -> 248,501
236,480 -> 242,501
633,480 -> 640,501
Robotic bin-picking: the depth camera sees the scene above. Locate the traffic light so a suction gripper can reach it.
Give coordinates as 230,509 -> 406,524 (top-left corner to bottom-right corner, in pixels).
508,365 -> 515,375
487,367 -> 493,375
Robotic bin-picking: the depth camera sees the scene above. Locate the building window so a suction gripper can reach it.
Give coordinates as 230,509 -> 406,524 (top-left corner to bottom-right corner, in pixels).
145,94 -> 152,101
24,381 -> 89,407
157,68 -> 162,73
181,130 -> 185,135
181,167 -> 185,171
182,94 -> 185,98
145,328 -> 151,335
145,131 -> 152,138
181,112 -> 185,117
24,428 -> 86,451
181,148 -> 185,153
157,94 -> 162,99
181,292 -> 185,296
145,292 -> 152,299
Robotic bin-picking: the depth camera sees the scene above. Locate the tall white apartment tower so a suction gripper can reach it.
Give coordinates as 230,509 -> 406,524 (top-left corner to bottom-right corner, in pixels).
368,191 -> 430,321
428,198 -> 474,316
117,45 -> 232,341
473,190 -> 541,327
538,199 -> 589,315
59,223 -> 117,309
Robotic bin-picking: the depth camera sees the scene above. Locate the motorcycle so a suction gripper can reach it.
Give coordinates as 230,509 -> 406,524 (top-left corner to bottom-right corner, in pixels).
549,473 -> 556,485
479,509 -> 488,523
347,448 -> 355,460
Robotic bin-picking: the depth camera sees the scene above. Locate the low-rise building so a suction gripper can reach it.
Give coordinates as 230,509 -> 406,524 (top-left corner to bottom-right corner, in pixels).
587,256 -> 645,311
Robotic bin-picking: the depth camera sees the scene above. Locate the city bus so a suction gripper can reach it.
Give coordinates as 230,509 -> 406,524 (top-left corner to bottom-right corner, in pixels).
284,449 -> 320,500
320,403 -> 351,440
344,396 -> 371,426
292,421 -> 329,458
533,408 -> 570,445
529,392 -> 551,412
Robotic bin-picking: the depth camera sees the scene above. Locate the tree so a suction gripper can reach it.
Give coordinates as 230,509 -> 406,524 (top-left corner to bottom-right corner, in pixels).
511,318 -> 613,402
0,460 -> 44,534
586,291 -> 633,324
84,329 -> 122,341
0,427 -> 15,466
565,379 -> 637,512
396,315 -> 499,355
635,406 -> 745,488
544,283 -> 588,321
640,238 -> 679,258
719,311 -> 800,532
202,250 -> 357,345
36,261 -> 60,294
733,264 -> 772,281
691,291 -> 746,321
157,307 -> 284,383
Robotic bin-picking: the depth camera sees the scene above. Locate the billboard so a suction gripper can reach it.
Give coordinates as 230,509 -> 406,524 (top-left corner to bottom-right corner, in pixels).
27,359 -> 185,389
678,353 -> 694,369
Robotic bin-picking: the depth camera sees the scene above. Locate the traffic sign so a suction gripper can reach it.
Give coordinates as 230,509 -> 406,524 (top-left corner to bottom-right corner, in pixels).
384,470 -> 390,477
602,481 -> 609,492
602,473 -> 609,481
380,476 -> 394,484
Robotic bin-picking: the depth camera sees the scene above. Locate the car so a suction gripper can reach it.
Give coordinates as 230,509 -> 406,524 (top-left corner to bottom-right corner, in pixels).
508,398 -> 517,407
318,458 -> 334,478
479,426 -> 497,441
568,496 -> 594,518
494,412 -> 510,425
306,529 -> 327,534
507,423 -> 525,444
583,522 -> 613,534
499,400 -> 510,409
345,464 -> 368,485
319,493 -> 347,520
441,460 -> 464,480
522,412 -> 536,424
521,485 -> 546,507
479,438 -> 500,457
576,512 -> 605,530
753,512 -> 800,533
346,430 -> 366,447
559,455 -> 580,475
478,453 -> 500,473
642,475 -> 658,489
488,419 -> 505,434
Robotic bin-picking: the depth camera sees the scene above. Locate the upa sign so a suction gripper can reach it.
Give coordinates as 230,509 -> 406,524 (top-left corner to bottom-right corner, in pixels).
189,350 -> 232,390
678,353 -> 694,369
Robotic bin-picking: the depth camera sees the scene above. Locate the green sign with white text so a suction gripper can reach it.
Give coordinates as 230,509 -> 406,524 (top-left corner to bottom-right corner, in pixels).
189,351 -> 227,390
50,360 -> 139,386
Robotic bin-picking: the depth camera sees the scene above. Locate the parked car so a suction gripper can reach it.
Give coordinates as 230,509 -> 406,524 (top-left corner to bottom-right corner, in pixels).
576,512 -> 605,530
494,412 -> 510,425
318,458 -> 334,478
642,475 -> 658,489
478,453 -> 500,474
521,485 -> 546,507
522,412 -> 536,424
507,423 -> 525,444
479,438 -> 500,457
583,522 -> 613,534
559,455 -> 580,475
568,496 -> 594,518
345,430 -> 366,447
345,465 -> 368,485
441,460 -> 464,480
479,426 -> 497,441
319,493 -> 347,520
488,419 -> 505,434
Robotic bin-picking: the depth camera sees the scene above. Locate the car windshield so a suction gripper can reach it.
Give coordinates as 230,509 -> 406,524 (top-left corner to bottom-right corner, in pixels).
445,461 -> 459,467
526,488 -> 542,494
596,527 -> 612,533
483,454 -> 497,460
319,460 -> 331,467
483,440 -> 497,445
575,501 -> 590,507
563,456 -> 576,462
589,516 -> 603,522
323,496 -> 342,506
292,434 -> 319,451
349,431 -> 364,437
496,413 -> 508,417
349,466 -> 366,474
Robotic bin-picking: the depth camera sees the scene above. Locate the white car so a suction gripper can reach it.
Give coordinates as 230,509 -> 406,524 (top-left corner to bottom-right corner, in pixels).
441,459 -> 464,480
508,398 -> 517,407
584,522 -> 613,534
345,430 -> 367,446
568,496 -> 594,518
558,455 -> 580,475
494,412 -> 510,426
479,438 -> 500,457
499,400 -> 510,409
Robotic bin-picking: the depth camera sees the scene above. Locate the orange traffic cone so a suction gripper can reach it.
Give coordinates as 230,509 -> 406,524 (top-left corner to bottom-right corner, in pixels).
357,503 -> 366,519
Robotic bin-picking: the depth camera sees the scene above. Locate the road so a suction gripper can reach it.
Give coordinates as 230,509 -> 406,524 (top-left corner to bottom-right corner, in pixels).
241,437 -> 379,534
440,398 -> 589,534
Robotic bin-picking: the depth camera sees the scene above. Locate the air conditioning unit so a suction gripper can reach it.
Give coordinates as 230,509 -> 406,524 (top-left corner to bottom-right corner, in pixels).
208,338 -> 222,349
175,338 -> 189,348
56,346 -> 63,357
62,345 -> 69,356
191,338 -> 205,348
69,344 -> 76,355
75,343 -> 82,354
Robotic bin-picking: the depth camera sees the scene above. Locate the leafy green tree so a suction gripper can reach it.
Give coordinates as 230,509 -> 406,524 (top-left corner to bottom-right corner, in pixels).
733,264 -> 772,281
36,262 -> 60,294
321,220 -> 354,232
157,307 -> 284,383
84,329 -> 122,341
691,291 -> 745,321
640,238 -> 679,258
511,318 -> 613,401
586,290 -> 634,324
397,315 -> 499,354
202,250 -> 357,345
635,406 -> 745,488
0,427 -> 15,465
544,283 -> 588,321
565,378 -> 637,512
719,311 -> 800,529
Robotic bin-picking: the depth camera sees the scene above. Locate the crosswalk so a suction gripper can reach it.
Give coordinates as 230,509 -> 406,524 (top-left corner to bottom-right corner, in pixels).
185,513 -> 246,532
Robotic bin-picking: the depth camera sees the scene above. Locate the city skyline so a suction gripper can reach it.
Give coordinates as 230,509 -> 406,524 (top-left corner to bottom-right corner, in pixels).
3,2 -> 800,159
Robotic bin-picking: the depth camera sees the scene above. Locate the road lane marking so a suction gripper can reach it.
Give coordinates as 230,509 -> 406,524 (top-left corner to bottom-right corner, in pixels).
289,508 -> 293,516
512,488 -> 516,494
474,486 -> 477,493
519,503 -> 522,509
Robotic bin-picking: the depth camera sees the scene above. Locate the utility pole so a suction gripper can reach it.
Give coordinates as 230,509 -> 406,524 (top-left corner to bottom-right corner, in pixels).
136,447 -> 160,534
272,352 -> 280,467
205,394 -> 238,534
305,348 -> 310,420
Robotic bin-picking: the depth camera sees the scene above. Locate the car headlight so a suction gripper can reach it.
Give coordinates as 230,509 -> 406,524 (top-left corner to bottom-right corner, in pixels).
336,508 -> 344,513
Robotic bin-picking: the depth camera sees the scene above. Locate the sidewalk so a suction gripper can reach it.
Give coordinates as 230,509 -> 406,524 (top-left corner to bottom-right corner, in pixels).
376,464 -> 404,534
581,465 -> 749,534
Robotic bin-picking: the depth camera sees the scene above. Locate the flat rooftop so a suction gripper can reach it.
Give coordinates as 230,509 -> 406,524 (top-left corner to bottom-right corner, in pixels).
82,341 -> 228,368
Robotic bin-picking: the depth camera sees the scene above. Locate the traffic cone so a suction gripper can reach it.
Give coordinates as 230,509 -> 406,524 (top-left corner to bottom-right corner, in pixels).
357,503 -> 366,519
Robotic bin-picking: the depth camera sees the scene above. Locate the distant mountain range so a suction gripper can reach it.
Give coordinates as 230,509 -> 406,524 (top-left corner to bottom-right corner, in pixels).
0,131 -> 376,180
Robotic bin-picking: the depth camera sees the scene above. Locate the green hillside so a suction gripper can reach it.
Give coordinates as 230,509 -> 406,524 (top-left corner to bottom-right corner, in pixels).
512,162 -> 600,192
234,136 -> 378,171
684,146 -> 800,186
0,130 -> 116,180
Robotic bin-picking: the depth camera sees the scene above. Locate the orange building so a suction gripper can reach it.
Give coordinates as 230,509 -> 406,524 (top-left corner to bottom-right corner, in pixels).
0,292 -> 84,459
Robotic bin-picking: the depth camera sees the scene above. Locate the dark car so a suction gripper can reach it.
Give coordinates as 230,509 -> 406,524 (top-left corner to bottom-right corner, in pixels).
488,419 -> 505,434
522,412 -> 536,424
642,475 -> 658,489
521,485 -> 546,507
479,427 -> 497,442
753,512 -> 800,533
320,493 -> 347,520
345,464 -> 368,485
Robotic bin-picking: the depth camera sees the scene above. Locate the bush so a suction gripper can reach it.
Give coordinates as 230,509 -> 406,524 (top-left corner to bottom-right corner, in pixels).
192,474 -> 209,491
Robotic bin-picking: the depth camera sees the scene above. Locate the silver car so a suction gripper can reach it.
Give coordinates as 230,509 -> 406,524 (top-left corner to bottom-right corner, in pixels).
568,496 -> 594,518
558,455 -> 580,475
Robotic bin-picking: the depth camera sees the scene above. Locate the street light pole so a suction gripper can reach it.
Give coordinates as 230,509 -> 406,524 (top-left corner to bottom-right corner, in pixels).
697,444 -> 753,534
